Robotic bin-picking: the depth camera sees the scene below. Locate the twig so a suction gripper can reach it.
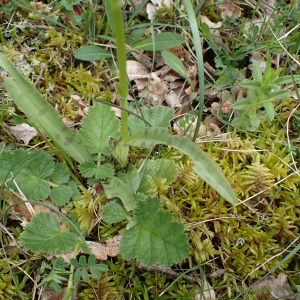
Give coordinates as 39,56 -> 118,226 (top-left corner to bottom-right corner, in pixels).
127,260 -> 226,283
33,63 -> 46,87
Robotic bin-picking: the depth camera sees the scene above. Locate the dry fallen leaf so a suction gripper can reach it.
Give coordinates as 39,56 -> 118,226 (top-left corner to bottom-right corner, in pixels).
252,273 -> 300,300
127,60 -> 150,81
8,123 -> 38,145
200,15 -> 222,29
218,1 -> 242,19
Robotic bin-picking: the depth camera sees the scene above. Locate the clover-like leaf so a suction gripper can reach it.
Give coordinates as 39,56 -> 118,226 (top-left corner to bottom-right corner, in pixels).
119,196 -> 189,267
77,102 -> 120,155
19,212 -> 78,253
102,202 -> 127,223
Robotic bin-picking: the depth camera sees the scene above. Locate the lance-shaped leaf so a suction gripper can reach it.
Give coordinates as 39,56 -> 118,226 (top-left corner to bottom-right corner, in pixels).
103,176 -> 135,211
126,127 -> 237,205
0,54 -> 92,164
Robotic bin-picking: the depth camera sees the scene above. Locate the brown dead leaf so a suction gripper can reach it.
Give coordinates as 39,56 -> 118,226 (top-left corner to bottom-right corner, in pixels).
8,123 -> 38,145
218,1 -> 242,19
249,52 -> 267,73
43,287 -> 67,300
141,73 -> 168,104
221,100 -> 233,113
200,15 -> 222,29
252,273 -> 300,300
127,60 -> 150,81
167,46 -> 193,66
85,235 -> 121,260
132,51 -> 153,69
194,278 -> 216,300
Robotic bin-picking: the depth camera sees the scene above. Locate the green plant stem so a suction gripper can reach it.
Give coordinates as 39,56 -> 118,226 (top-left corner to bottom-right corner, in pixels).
111,0 -> 129,166
63,239 -> 81,300
183,0 -> 205,142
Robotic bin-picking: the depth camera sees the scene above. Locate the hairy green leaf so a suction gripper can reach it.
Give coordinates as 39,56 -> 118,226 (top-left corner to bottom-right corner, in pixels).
77,102 -> 120,155
74,45 -> 112,61
239,81 -> 262,90
126,127 -> 237,205
231,99 -> 257,111
102,202 -> 127,223
0,54 -> 92,164
19,212 -> 78,253
273,75 -> 300,85
119,196 -> 189,267
79,161 -> 114,179
137,158 -> 178,194
263,101 -> 275,121
117,163 -> 140,193
128,106 -> 174,133
133,33 -> 185,51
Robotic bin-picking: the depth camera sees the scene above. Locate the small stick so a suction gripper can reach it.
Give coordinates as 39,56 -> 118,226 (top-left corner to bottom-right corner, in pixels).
33,63 -> 46,87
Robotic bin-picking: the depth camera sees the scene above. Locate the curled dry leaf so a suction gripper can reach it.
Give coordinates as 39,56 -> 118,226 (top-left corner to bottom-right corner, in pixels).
200,15 -> 222,29
8,123 -> 37,145
194,279 -> 216,300
126,60 -> 150,81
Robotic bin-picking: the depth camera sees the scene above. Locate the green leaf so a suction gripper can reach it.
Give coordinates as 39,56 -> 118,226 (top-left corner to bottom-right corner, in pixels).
161,51 -> 193,86
133,33 -> 185,51
273,75 -> 300,85
77,102 -> 120,155
263,102 -> 275,121
251,59 -> 262,82
106,136 -> 123,166
137,158 -> 178,194
74,269 -> 81,283
0,54 -> 92,164
51,163 -> 70,184
249,114 -> 261,129
119,196 -> 189,267
19,212 -> 78,253
88,254 -> 96,266
70,258 -> 80,268
74,45 -> 112,61
89,266 -> 101,278
239,81 -> 262,90
103,176 -> 135,211
231,99 -> 256,111
50,185 -> 73,206
126,127 -> 237,205
78,161 -> 114,179
79,255 -> 87,267
92,264 -> 109,271
266,89 -> 290,100
101,202 -> 127,223
117,163 -> 140,193
231,116 -> 250,129
81,269 -> 90,282
128,106 -> 174,133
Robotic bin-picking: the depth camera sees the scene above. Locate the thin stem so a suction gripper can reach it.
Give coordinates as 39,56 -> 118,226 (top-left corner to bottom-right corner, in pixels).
111,0 -> 129,166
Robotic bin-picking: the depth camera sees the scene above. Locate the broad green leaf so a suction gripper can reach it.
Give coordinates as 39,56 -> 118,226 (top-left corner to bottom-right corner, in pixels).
137,158 -> 178,194
19,212 -> 78,253
50,185 -> 73,206
77,102 -> 120,155
101,202 -> 127,223
51,163 -> 70,184
79,255 -> 87,267
70,258 -> 80,268
92,264 -> 109,271
128,106 -> 174,133
74,45 -> 112,61
88,254 -> 96,266
126,127 -> 237,205
117,163 -> 140,193
133,33 -> 185,51
119,196 -> 189,267
103,176 -> 135,210
0,54 -> 92,164
161,51 -> 193,87
79,161 -> 114,179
